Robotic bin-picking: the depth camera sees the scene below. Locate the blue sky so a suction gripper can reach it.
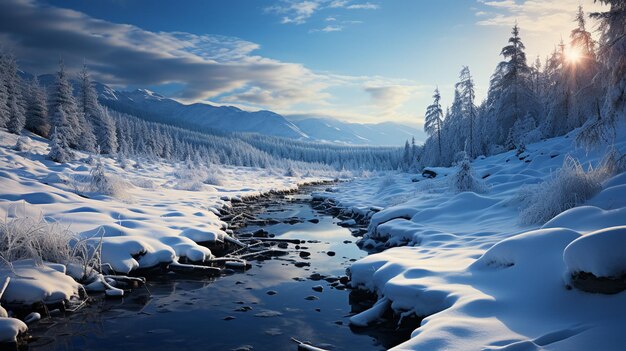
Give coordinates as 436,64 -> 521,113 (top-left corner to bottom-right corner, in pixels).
1,0 -> 606,127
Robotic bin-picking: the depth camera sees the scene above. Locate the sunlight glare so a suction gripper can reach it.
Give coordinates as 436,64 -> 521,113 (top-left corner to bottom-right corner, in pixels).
565,46 -> 583,64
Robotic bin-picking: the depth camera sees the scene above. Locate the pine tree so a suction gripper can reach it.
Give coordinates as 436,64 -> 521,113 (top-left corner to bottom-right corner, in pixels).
0,53 -> 8,127
25,76 -> 49,137
576,0 -> 625,147
49,61 -> 81,148
491,24 -> 538,145
424,88 -> 444,160
48,127 -> 72,163
2,54 -> 26,134
456,66 -> 476,158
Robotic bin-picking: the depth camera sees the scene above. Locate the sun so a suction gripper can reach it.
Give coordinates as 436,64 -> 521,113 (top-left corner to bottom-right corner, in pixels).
565,46 -> 583,64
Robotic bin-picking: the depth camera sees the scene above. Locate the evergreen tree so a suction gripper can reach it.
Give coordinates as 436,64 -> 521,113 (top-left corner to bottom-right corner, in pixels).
424,88 -> 444,160
2,54 -> 26,134
49,61 -> 81,148
456,66 -> 476,158
25,76 -> 49,137
577,0 -> 625,147
48,127 -> 72,163
491,24 -> 538,145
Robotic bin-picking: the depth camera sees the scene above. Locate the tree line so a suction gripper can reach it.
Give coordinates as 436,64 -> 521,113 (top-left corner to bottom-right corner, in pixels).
417,2 -> 624,168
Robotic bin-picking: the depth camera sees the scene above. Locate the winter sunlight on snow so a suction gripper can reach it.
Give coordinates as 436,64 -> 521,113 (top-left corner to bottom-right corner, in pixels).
0,0 -> 625,350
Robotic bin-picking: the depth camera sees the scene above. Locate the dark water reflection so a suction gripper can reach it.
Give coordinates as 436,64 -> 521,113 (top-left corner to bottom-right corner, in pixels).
26,193 -> 405,351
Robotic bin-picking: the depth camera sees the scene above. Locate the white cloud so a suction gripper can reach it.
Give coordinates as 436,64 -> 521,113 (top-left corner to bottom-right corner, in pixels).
346,2 -> 379,10
310,25 -> 343,33
266,0 -> 380,25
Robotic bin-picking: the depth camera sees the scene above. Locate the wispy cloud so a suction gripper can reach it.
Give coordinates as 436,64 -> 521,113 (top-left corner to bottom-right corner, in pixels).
310,25 -> 344,33
346,2 -> 379,10
0,0 -> 421,125
265,0 -> 380,28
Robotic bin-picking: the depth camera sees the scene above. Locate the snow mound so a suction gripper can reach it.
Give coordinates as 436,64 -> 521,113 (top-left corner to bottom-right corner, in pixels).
0,317 -> 27,342
564,226 -> 626,279
0,260 -> 80,305
473,228 -> 581,269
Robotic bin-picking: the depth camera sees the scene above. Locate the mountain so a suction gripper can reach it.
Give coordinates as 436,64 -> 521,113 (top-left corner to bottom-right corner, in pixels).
288,116 -> 425,146
35,73 -> 421,145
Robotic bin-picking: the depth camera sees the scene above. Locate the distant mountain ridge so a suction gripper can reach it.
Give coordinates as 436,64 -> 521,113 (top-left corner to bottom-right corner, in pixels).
34,73 -> 423,146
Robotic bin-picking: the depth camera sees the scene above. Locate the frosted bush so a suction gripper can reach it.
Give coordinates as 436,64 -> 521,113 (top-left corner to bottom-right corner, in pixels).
518,155 -> 616,225
88,158 -> 129,198
284,166 -> 299,177
13,136 -> 31,152
130,177 -> 156,189
204,168 -> 224,186
377,174 -> 396,193
0,206 -> 100,277
451,157 -> 486,193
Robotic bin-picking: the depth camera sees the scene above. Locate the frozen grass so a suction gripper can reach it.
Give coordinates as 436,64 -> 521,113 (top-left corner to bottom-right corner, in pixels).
0,205 -> 100,279
518,154 -> 618,225
203,168 -> 224,186
377,174 -> 396,193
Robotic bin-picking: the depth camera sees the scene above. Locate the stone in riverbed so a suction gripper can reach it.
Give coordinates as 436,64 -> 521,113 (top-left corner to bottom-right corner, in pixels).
312,285 -> 323,292
266,290 -> 278,295
299,251 -> 311,258
304,295 -> 319,301
327,251 -> 336,256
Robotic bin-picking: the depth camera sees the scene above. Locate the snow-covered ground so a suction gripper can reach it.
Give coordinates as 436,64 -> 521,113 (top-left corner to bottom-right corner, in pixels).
318,127 -> 626,350
0,130 -> 326,342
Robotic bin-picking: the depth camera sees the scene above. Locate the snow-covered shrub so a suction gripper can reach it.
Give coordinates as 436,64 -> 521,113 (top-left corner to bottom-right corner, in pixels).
13,136 -> 31,152
203,168 -> 224,186
0,208 -> 101,279
377,174 -> 396,193
171,162 -> 211,191
518,155 -> 616,225
0,213 -> 73,264
130,176 -> 156,189
451,157 -> 486,193
88,158 -> 128,198
48,128 -> 73,163
284,166 -> 299,177
116,152 -> 129,169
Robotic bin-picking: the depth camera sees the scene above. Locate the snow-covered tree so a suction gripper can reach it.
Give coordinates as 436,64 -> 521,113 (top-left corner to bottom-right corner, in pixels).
456,66 -> 477,158
77,65 -> 117,154
490,24 -> 538,146
1,53 -> 26,134
424,88 -> 444,161
577,0 -> 626,147
25,76 -> 49,137
49,61 -> 82,148
48,127 -> 72,163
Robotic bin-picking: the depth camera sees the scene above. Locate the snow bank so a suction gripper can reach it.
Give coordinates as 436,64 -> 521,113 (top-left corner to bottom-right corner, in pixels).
0,317 -> 27,342
0,259 -> 80,305
0,130 -> 324,277
327,129 -> 626,350
564,226 -> 626,279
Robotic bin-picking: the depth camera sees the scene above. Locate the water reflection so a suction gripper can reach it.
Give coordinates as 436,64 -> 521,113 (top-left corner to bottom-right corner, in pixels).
26,192 -> 405,351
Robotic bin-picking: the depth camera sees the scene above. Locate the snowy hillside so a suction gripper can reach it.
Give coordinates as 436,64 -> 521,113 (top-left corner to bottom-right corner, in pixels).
291,117 -> 425,146
32,73 -> 421,146
0,129 -> 329,342
314,126 -> 626,350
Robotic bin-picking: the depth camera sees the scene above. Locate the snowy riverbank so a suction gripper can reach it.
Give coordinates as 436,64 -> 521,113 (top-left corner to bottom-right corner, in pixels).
0,129 -> 330,343
317,127 -> 626,350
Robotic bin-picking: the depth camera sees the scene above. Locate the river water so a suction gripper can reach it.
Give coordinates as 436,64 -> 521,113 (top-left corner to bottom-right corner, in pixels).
25,190 -> 411,351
